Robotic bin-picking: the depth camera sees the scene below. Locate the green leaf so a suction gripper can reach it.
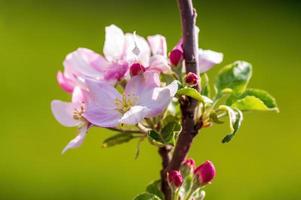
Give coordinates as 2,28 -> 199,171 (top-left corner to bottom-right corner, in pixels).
146,180 -> 164,200
177,87 -> 204,103
148,130 -> 164,146
219,105 -> 243,143
200,73 -> 211,97
227,88 -> 279,112
161,121 -> 182,145
215,61 -> 252,95
102,133 -> 135,148
134,192 -> 161,200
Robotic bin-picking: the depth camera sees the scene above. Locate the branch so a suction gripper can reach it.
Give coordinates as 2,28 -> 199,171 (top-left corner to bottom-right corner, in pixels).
158,146 -> 172,200
161,0 -> 202,199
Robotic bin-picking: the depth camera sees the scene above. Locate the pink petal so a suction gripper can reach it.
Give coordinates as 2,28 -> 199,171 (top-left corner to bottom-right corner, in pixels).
147,35 -> 167,57
124,33 -> 151,67
198,49 -> 223,73
119,105 -> 150,125
83,80 -> 122,127
64,48 -> 106,79
103,24 -> 125,62
72,86 -> 87,103
103,62 -> 128,81
148,55 -> 170,73
124,72 -> 160,97
144,80 -> 178,117
62,124 -> 88,154
56,71 -> 75,93
85,80 -> 122,108
84,108 -> 121,128
51,100 -> 80,127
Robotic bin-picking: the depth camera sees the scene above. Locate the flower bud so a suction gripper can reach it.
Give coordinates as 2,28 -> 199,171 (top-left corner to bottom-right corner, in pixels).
194,160 -> 216,186
168,170 -> 183,188
130,63 -> 145,76
185,72 -> 199,87
57,71 -> 74,93
181,158 -> 196,176
169,49 -> 183,66
183,158 -> 196,170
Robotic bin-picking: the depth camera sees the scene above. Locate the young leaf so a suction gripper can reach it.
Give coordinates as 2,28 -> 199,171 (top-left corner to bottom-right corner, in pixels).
146,180 -> 164,200
161,121 -> 182,145
219,105 -> 243,143
177,87 -> 205,103
102,133 -> 135,148
227,88 -> 279,112
148,130 -> 164,146
134,193 -> 161,200
215,61 -> 252,95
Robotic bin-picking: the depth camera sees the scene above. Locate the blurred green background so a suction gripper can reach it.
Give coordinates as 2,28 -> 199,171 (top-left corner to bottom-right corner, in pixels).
1,0 -> 300,199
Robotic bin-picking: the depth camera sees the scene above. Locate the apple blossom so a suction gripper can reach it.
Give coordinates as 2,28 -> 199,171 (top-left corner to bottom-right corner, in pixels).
51,87 -> 90,153
83,72 -> 178,127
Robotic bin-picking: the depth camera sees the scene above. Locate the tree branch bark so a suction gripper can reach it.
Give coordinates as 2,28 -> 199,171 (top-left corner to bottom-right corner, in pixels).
160,0 -> 202,199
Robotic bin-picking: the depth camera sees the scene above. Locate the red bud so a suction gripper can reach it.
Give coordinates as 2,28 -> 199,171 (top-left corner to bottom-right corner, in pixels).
194,160 -> 216,185
130,63 -> 145,76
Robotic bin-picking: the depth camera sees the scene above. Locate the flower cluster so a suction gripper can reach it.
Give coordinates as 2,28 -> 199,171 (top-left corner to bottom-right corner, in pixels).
52,24 -> 278,200
51,24 -> 222,153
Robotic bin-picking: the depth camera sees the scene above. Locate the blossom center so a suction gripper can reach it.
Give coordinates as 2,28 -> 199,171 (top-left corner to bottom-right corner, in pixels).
115,94 -> 138,114
73,104 -> 85,120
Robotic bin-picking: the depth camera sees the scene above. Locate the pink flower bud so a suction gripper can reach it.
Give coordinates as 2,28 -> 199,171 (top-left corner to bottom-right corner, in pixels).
183,158 -> 196,170
168,170 -> 183,188
185,72 -> 199,87
169,38 -> 183,66
57,71 -> 74,93
169,49 -> 183,66
194,160 -> 216,185
130,63 -> 146,76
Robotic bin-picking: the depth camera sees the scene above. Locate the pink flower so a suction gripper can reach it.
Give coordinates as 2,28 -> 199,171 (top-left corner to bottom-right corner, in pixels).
194,160 -> 216,185
168,170 -> 183,187
83,72 -> 178,127
51,87 -> 90,153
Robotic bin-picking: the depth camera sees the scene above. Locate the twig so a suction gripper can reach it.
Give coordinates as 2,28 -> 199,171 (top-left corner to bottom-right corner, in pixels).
161,0 -> 202,199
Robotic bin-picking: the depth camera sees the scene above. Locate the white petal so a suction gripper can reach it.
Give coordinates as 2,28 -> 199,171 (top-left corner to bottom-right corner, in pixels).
147,35 -> 167,57
51,100 -> 80,127
62,125 -> 88,154
198,49 -> 223,73
103,24 -> 125,61
119,106 -> 150,125
148,55 -> 170,73
124,33 -> 151,66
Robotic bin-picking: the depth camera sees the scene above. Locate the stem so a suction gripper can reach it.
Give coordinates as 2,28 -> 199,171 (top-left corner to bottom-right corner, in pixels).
161,0 -> 201,199
106,127 -> 143,134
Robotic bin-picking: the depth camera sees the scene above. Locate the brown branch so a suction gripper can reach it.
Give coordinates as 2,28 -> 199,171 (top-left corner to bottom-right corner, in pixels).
160,0 -> 202,199
158,146 -> 172,200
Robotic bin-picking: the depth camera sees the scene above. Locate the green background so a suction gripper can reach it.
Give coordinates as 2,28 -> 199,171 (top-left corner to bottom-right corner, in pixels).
1,0 -> 300,199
